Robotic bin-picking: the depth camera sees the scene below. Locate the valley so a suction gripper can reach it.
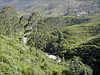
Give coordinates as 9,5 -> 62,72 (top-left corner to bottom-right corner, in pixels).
0,0 -> 100,75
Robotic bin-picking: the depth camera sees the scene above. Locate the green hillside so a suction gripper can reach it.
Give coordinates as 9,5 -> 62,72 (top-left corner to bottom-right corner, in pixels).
44,16 -> 91,30
1,2 -> 100,74
64,34 -> 100,75
47,15 -> 100,49
67,15 -> 100,75
0,35 -> 74,75
0,34 -> 93,75
44,14 -> 100,75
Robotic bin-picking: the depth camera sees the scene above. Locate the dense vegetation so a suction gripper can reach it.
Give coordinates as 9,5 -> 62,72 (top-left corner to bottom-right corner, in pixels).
44,16 -> 91,30
44,14 -> 100,75
0,0 -> 100,75
0,35 -> 74,75
0,35 -> 93,75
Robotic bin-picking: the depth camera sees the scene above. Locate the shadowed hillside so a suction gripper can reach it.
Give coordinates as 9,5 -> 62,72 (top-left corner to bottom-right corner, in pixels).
44,14 -> 100,75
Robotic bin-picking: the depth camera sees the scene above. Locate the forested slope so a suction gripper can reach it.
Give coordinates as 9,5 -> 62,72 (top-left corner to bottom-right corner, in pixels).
44,14 -> 100,75
0,35 -> 74,75
44,16 -> 91,30
64,34 -> 100,75
0,2 -> 100,74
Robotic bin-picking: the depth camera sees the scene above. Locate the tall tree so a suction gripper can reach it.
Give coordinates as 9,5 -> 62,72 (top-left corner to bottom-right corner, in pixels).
1,5 -> 18,40
19,15 -> 27,45
67,7 -> 71,17
57,29 -> 64,53
26,11 -> 48,55
0,12 -> 4,35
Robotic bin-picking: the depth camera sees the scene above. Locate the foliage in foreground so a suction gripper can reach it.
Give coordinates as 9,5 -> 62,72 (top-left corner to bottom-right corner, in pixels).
0,35 -> 74,75
0,35 -> 93,75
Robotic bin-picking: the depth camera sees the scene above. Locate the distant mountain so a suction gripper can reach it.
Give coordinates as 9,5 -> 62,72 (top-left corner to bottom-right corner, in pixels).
1,0 -> 12,3
1,0 -> 100,18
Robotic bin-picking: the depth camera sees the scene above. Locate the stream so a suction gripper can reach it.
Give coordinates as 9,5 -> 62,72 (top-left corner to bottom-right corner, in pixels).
45,52 -> 61,62
23,37 -> 61,62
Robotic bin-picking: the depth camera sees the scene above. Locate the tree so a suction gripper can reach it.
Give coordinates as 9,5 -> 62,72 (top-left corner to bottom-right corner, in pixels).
67,56 -> 93,75
19,15 -> 27,45
87,10 -> 90,16
57,29 -> 64,53
26,11 -> 48,55
0,13 -> 4,35
1,5 -> 18,40
0,11 -> 10,36
67,7 -> 71,16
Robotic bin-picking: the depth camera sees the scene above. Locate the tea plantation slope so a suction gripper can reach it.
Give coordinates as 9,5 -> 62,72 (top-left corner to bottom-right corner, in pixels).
61,15 -> 100,48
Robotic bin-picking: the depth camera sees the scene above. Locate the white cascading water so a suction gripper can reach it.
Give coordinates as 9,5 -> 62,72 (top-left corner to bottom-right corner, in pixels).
45,52 -> 61,62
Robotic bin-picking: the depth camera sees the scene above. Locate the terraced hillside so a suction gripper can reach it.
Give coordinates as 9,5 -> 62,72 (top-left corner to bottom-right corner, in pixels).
44,16 -> 92,30
47,15 -> 100,48
45,15 -> 100,75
